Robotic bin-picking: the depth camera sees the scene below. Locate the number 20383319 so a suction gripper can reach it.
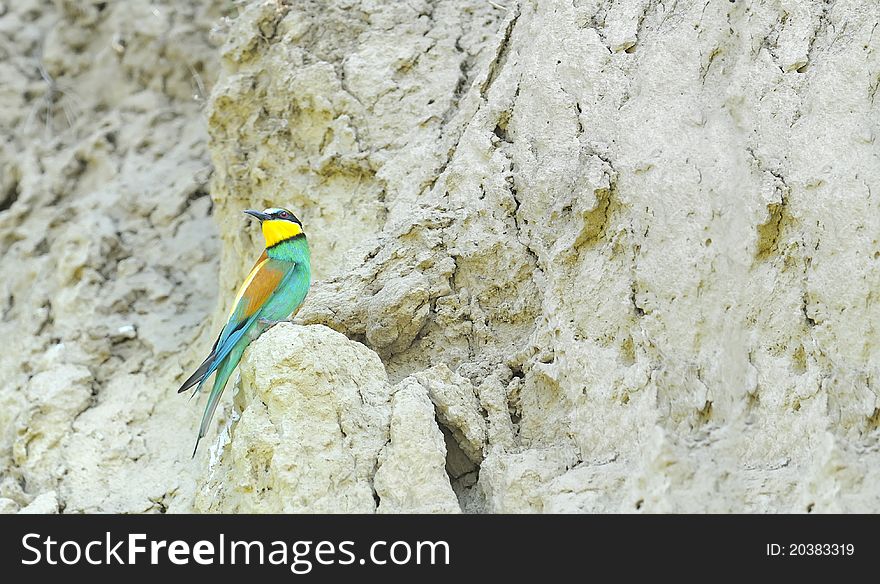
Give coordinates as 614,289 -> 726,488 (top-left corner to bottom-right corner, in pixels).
767,543 -> 854,556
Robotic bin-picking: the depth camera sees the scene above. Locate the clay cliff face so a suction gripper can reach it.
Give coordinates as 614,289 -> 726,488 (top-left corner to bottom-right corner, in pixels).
1,0 -> 879,513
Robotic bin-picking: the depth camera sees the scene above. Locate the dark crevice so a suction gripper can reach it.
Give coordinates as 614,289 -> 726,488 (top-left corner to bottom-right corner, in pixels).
508,178 -> 540,270
573,101 -> 584,135
632,0 -> 661,52
868,71 -> 880,105
438,420 -> 484,513
700,46 -> 722,84
186,188 -> 210,207
802,0 -> 835,71
493,122 -> 508,142
493,105 -> 512,142
755,200 -> 787,260
1,174 -> 20,212
437,36 -> 473,130
480,6 -> 520,99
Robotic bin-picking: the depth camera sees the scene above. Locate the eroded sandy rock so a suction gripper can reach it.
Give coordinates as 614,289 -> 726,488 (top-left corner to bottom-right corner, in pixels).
18,490 -> 59,514
196,324 -> 463,513
196,324 -> 391,512
374,379 -> 460,513
413,365 -> 486,464
3,0 -> 880,513
0,0 -> 224,513
0,498 -> 20,514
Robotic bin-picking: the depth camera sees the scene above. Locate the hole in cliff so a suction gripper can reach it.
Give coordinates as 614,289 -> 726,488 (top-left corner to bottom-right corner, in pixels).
806,502 -> 814,513
0,175 -> 20,212
624,44 -> 637,54
635,499 -> 644,510
510,365 -> 524,380
439,423 -> 485,513
796,63 -> 809,73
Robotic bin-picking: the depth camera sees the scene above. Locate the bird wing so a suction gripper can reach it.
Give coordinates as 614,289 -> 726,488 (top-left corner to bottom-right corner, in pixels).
191,254 -> 295,384
178,251 -> 274,394
178,252 -> 299,396
226,250 -> 268,320
216,253 -> 295,353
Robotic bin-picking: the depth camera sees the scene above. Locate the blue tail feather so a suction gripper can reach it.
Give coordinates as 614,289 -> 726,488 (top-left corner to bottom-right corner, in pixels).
191,343 -> 247,457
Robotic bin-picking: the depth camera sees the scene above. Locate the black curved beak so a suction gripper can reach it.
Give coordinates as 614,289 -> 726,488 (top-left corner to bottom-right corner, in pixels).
244,209 -> 272,221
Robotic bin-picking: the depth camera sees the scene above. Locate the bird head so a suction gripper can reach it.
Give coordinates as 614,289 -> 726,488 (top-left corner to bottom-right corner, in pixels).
244,207 -> 304,247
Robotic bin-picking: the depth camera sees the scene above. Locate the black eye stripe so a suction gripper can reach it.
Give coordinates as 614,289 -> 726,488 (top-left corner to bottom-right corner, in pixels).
269,209 -> 301,225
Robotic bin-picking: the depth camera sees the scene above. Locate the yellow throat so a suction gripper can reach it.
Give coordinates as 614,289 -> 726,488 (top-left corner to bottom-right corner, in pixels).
261,219 -> 303,247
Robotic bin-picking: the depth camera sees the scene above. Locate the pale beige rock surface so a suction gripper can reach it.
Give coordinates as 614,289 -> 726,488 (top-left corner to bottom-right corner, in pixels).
375,378 -> 461,514
197,324 -> 459,513
1,0 -> 226,513
2,0 -> 879,512
196,323 -> 393,513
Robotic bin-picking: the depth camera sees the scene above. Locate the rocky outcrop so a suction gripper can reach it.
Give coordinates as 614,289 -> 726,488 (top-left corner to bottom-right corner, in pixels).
375,379 -> 461,513
2,0 -> 879,513
195,323 -> 392,513
195,324 -> 458,513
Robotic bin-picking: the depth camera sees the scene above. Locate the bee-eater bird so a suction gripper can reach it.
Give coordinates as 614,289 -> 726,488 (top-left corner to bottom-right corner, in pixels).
179,207 -> 311,456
